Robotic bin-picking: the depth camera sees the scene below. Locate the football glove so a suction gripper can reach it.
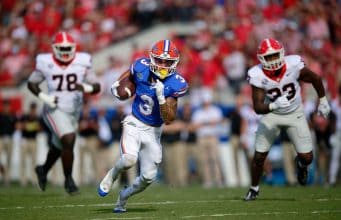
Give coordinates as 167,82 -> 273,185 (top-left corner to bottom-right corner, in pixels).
81,83 -> 94,93
38,92 -> 57,108
152,79 -> 166,104
269,95 -> 290,111
317,96 -> 330,118
110,81 -> 120,99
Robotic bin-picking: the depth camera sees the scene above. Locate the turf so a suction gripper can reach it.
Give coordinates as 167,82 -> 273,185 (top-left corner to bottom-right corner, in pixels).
0,183 -> 340,220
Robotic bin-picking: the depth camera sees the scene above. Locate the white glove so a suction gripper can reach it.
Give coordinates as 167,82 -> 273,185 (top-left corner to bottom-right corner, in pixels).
317,96 -> 330,118
269,95 -> 290,111
81,83 -> 94,93
38,92 -> 57,108
110,81 -> 120,99
153,79 -> 165,104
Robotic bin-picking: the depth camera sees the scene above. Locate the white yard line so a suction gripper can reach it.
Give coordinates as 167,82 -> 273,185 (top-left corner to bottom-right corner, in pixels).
0,198 -> 341,211
88,210 -> 341,220
180,210 -> 341,218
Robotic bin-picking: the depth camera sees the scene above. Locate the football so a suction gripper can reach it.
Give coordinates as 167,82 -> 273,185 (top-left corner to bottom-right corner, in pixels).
116,76 -> 136,100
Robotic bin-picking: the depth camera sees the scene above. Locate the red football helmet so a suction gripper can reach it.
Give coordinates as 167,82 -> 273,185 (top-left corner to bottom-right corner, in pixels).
52,32 -> 76,63
149,39 -> 180,79
257,38 -> 285,71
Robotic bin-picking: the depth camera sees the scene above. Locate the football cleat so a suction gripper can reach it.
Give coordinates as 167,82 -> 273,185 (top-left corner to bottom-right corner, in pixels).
35,165 -> 47,191
295,156 -> 308,186
113,189 -> 128,213
244,188 -> 259,201
97,169 -> 114,197
64,177 -> 79,195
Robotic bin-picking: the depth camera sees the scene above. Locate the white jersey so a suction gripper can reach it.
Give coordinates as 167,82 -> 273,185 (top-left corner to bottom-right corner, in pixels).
247,55 -> 304,114
28,52 -> 97,113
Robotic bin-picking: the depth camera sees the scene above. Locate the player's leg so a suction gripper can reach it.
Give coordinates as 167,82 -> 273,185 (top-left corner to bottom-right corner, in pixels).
98,116 -> 139,197
113,126 -> 162,213
245,115 -> 280,201
60,132 -> 79,194
286,113 -> 314,186
329,132 -> 341,186
35,110 -> 63,191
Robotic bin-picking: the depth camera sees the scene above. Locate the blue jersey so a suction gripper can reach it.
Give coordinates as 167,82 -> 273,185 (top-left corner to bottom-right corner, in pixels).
130,58 -> 188,127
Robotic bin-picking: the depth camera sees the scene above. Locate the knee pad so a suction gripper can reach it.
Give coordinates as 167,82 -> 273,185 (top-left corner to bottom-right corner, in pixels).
141,169 -> 158,184
121,154 -> 137,169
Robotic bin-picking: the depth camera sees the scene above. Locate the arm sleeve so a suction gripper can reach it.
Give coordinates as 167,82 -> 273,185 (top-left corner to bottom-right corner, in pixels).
247,69 -> 263,88
84,67 -> 98,84
28,70 -> 45,83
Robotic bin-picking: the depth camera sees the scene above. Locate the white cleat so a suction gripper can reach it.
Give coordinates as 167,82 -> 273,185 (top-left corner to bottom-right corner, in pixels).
113,189 -> 128,213
97,169 -> 113,197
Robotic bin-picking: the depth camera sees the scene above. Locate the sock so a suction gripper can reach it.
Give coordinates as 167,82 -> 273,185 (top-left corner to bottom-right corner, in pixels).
43,147 -> 61,174
61,149 -> 74,178
250,185 -> 259,192
111,158 -> 126,181
123,177 -> 150,199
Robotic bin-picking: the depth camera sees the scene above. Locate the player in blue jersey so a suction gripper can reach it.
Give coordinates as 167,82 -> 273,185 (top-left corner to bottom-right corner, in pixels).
98,39 -> 188,213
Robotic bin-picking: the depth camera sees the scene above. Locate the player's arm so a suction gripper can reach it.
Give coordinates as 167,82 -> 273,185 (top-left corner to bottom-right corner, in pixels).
75,82 -> 101,94
251,85 -> 271,114
298,67 -> 330,118
76,67 -> 101,94
27,70 -> 57,108
160,97 -> 178,125
111,70 -> 135,99
298,67 -> 325,98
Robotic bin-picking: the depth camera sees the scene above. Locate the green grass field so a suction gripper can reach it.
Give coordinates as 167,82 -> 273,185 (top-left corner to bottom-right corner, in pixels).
0,184 -> 340,220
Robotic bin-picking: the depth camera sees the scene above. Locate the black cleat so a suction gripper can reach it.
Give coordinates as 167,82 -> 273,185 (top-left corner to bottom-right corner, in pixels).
64,177 -> 79,195
35,165 -> 47,191
244,188 -> 259,201
295,157 -> 308,186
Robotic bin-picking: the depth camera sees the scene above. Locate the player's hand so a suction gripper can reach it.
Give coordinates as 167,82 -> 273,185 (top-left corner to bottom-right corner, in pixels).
269,95 -> 290,111
110,81 -> 120,99
75,83 -> 94,93
317,96 -> 330,118
38,92 -> 57,108
152,79 -> 165,104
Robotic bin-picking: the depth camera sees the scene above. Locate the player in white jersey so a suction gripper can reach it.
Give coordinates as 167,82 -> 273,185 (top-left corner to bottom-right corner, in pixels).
244,38 -> 330,201
27,32 -> 100,194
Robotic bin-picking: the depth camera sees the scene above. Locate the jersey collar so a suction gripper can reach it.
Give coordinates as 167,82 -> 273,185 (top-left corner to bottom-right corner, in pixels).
263,64 -> 287,82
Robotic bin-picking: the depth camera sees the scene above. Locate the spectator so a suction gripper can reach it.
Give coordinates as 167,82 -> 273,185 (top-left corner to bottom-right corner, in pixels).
78,101 -> 99,185
191,89 -> 224,188
19,102 -> 41,186
0,99 -> 18,185
162,117 -> 187,187
329,84 -> 341,186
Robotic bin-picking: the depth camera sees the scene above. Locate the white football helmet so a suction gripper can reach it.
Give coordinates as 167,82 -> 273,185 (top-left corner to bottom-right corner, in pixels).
52,32 -> 76,63
257,38 -> 285,71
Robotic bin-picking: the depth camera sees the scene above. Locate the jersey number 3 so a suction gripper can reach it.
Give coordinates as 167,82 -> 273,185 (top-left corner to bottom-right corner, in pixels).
52,74 -> 78,91
267,83 -> 296,101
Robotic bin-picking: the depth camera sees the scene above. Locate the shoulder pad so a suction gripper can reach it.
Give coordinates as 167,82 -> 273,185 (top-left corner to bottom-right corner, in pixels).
35,53 -> 52,71
167,73 -> 189,98
247,65 -> 264,88
36,53 -> 51,64
131,58 -> 150,74
74,52 -> 92,68
285,55 -> 304,70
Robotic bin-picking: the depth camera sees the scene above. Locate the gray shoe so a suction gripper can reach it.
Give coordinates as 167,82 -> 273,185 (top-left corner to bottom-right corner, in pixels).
113,189 -> 128,213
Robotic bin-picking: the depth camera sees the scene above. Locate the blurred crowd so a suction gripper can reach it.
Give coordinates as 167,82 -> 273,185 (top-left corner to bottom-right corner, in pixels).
0,0 -> 340,187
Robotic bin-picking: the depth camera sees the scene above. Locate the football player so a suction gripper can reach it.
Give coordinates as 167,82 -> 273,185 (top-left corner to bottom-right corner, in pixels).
98,39 -> 188,213
27,32 -> 100,194
244,38 -> 330,201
